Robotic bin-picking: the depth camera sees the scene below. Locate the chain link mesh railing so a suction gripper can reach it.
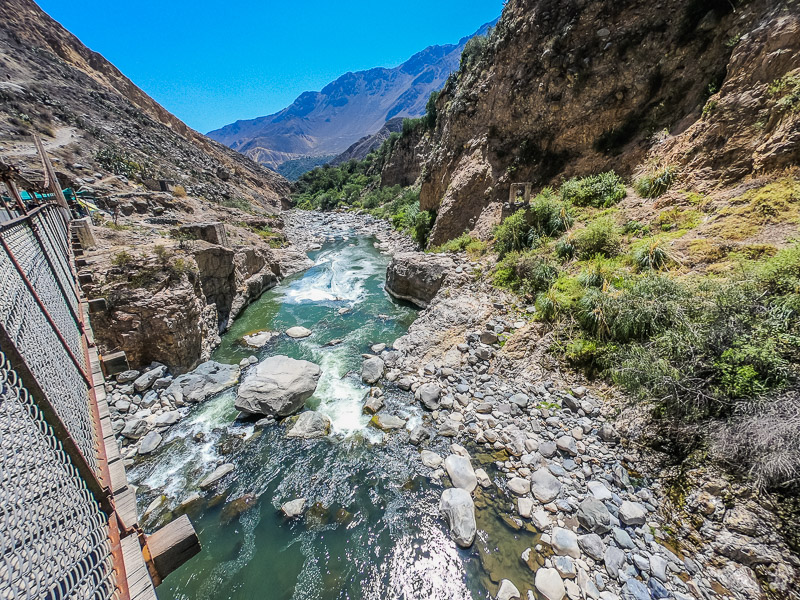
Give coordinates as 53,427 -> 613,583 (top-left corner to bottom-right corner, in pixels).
0,204 -> 126,600
0,207 -> 97,475
0,351 -> 119,600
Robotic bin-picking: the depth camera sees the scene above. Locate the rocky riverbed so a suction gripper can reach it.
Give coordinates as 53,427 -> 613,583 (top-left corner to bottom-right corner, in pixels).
117,211 -> 798,600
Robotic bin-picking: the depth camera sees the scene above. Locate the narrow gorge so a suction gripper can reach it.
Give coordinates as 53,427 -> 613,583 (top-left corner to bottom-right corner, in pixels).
1,1 -> 799,600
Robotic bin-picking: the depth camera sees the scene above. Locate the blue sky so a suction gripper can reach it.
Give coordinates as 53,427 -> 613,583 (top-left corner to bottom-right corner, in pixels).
36,0 -> 503,133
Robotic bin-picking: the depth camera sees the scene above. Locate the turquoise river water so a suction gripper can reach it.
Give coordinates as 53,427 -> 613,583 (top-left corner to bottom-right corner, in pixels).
129,234 -> 540,600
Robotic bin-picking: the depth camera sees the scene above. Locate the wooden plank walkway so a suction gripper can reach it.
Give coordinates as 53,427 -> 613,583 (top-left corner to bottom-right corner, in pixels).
84,302 -> 157,600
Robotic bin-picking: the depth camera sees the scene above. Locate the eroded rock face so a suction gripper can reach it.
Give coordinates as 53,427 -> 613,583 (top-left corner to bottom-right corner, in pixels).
92,274 -> 218,374
235,356 -> 321,417
414,0 -> 799,246
385,252 -> 455,308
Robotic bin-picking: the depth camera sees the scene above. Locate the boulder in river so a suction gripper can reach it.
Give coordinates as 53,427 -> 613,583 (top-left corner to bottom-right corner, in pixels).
286,411 -> 331,439
440,488 -> 476,548
286,326 -> 312,339
369,413 -> 406,431
138,431 -> 162,455
444,454 -> 477,493
281,498 -> 307,518
361,357 -> 385,384
199,463 -> 234,490
165,361 -> 241,404
384,252 -> 455,308
235,356 -> 321,417
242,330 -> 274,348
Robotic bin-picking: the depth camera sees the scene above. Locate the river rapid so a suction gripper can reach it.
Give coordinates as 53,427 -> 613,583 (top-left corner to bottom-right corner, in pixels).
128,229 -> 529,600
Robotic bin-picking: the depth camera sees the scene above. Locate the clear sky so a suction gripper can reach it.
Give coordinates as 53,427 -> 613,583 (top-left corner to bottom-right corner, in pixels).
35,0 -> 503,134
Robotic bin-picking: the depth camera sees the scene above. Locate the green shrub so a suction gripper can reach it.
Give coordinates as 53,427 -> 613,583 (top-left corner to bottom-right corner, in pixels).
577,256 -> 624,288
554,237 -> 576,261
433,233 -> 487,257
634,165 -> 677,198
623,220 -> 650,235
573,217 -> 621,259
413,209 -> 435,248
560,172 -> 626,208
577,276 -> 686,343
111,250 -> 133,267
632,239 -> 673,271
493,210 -> 530,257
529,188 -> 574,235
494,192 -> 573,257
460,35 -> 489,71
493,251 -> 558,299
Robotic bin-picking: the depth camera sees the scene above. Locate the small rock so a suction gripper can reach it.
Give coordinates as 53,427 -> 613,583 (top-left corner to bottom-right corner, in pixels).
361,357 -> 385,384
605,546 -> 626,579
531,468 -> 561,503
409,425 -> 431,444
475,468 -> 492,488
577,497 -> 612,534
618,501 -> 648,526
599,424 -> 620,443
496,579 -> 520,600
508,477 -> 531,496
369,413 -> 406,431
116,370 -> 140,384
551,527 -> 580,559
362,395 -> 384,414
416,382 -> 441,410
578,533 -> 606,561
421,450 -> 443,468
535,567 -> 566,600
281,498 -> 307,518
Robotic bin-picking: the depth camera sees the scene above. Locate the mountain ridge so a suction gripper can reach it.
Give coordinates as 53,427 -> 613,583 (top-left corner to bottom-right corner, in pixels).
207,19 -> 498,170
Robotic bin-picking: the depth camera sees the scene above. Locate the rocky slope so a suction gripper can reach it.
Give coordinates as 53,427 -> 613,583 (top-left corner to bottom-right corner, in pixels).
329,117 -> 404,166
383,251 -> 800,599
207,20 -> 497,170
413,0 -> 799,245
0,0 -> 313,373
0,0 -> 289,209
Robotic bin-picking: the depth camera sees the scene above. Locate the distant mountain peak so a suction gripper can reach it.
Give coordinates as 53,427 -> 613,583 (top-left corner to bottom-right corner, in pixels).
207,19 -> 498,171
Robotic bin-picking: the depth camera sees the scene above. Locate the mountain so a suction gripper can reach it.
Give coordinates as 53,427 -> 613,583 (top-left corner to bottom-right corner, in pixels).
329,117 -> 405,166
207,20 -> 498,171
0,0 -> 289,209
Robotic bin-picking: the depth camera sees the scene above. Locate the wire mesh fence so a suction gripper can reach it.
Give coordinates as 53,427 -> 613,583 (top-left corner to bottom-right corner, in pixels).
0,204 -> 125,600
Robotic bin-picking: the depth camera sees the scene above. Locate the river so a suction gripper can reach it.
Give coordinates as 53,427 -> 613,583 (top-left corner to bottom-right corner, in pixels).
128,231 -> 538,599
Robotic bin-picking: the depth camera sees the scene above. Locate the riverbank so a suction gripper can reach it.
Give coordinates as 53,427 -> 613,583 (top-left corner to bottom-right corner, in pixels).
381,243 -> 800,599
115,210 -> 798,600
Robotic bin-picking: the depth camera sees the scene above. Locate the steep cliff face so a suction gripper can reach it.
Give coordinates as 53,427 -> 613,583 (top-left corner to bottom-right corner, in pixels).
419,0 -> 800,245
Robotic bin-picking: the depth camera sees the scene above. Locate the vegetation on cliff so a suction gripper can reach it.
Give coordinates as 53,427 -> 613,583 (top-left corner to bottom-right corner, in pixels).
480,175 -> 800,490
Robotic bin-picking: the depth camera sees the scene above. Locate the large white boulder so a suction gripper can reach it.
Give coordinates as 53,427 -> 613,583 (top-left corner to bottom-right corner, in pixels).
235,356 -> 321,417
440,488 -> 476,548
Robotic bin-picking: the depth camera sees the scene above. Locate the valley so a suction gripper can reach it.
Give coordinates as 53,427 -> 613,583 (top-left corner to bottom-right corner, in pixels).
1,1 -> 799,600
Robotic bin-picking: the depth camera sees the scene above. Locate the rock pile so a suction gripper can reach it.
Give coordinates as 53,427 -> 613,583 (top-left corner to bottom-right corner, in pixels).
109,360 -> 240,460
